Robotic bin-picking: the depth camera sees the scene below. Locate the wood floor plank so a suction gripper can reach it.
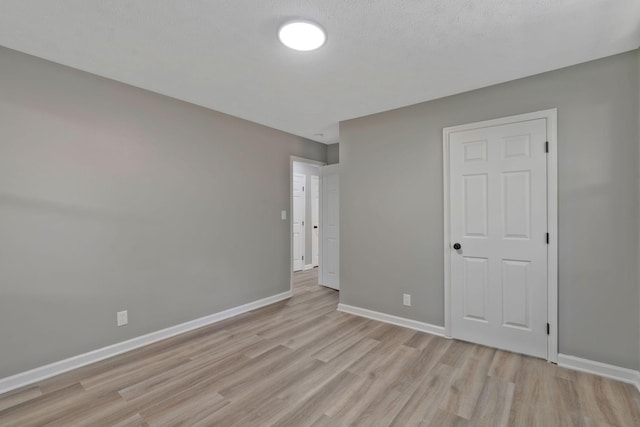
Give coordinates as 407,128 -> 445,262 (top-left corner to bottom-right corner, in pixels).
389,335 -> 453,394
427,409 -> 470,426
310,414 -> 343,427
0,387 -> 42,412
311,319 -> 381,362
352,338 -> 455,426
487,349 -> 523,383
43,391 -> 130,427
270,370 -> 362,427
440,344 -> 496,419
117,351 -> 249,402
1,268 -> 638,426
0,383 -> 89,426
509,357 -> 583,427
111,412 -> 148,427
404,330 -> 437,351
277,337 -> 380,405
574,373 -> 638,426
331,345 -> 419,425
278,313 -> 357,350
140,389 -> 226,426
351,389 -> 409,427
224,336 -> 381,426
345,325 -> 416,378
192,358 -> 321,425
468,377 -> 515,427
390,362 -> 457,426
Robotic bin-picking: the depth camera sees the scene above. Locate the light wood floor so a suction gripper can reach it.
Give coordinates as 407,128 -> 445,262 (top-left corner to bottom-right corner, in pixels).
1,269 -> 639,426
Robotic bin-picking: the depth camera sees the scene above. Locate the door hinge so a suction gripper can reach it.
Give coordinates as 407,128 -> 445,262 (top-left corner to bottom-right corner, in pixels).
545,141 -> 549,153
547,323 -> 550,335
546,233 -> 549,244
302,255 -> 304,260
302,186 -> 305,192
302,220 -> 304,226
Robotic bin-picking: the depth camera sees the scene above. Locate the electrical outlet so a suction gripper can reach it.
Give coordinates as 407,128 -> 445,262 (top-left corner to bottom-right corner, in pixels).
281,210 -> 287,220
403,294 -> 411,307
117,310 -> 128,326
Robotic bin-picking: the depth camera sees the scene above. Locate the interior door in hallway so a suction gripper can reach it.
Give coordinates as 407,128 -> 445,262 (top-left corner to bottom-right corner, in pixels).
311,175 -> 320,267
320,165 -> 339,290
292,173 -> 305,272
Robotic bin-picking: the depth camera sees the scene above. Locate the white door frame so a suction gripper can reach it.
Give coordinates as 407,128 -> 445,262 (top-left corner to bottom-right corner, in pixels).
311,175 -> 320,267
442,108 -> 558,363
290,156 -> 326,293
292,172 -> 306,272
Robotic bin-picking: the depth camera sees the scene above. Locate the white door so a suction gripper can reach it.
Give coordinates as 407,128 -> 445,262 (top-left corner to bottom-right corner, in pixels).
448,118 -> 548,358
320,165 -> 339,290
311,175 -> 320,267
292,173 -> 305,272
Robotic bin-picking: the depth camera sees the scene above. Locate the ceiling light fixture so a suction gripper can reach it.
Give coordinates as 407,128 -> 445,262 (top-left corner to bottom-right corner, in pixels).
278,20 -> 326,51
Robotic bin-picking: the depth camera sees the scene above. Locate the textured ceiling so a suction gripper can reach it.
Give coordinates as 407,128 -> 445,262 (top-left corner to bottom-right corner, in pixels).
0,1 -> 639,143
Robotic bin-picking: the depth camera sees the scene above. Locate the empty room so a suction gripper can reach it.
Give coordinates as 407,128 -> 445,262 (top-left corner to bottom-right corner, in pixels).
1,1 -> 640,426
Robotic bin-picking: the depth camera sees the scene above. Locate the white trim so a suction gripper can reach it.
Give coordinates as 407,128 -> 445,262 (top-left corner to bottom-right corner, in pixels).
0,290 -> 292,395
337,303 -> 445,337
311,175 -> 320,268
442,108 -> 558,362
443,123 -> 452,339
303,264 -> 314,271
545,110 -> 559,363
290,156 -> 326,168
293,171 -> 307,272
558,354 -> 640,392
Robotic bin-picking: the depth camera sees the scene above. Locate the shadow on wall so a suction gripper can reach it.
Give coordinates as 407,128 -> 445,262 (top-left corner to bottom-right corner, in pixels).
327,143 -> 339,165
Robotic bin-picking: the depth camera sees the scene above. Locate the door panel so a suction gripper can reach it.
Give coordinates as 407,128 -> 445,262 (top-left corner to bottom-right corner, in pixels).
501,259 -> 530,329
449,118 -> 547,359
463,257 -> 489,321
463,174 -> 488,237
463,140 -> 488,162
503,134 -> 531,159
502,171 -> 530,239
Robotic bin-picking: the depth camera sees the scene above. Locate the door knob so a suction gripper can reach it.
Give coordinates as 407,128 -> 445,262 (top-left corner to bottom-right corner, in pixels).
453,243 -> 462,250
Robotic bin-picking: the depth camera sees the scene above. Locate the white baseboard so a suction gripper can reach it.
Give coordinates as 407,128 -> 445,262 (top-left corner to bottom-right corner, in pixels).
558,354 -> 640,392
303,264 -> 314,271
0,290 -> 292,395
337,303 -> 445,337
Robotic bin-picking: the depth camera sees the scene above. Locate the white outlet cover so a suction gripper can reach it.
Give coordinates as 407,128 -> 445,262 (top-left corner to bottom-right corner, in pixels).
403,294 -> 411,307
281,210 -> 287,220
117,310 -> 128,326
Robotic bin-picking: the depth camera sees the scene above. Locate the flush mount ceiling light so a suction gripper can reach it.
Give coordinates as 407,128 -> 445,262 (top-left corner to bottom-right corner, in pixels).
278,20 -> 326,51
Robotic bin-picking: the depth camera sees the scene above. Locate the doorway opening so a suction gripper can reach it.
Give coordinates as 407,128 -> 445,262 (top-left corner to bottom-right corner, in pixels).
290,157 -> 323,296
292,161 -> 321,273
290,156 -> 340,294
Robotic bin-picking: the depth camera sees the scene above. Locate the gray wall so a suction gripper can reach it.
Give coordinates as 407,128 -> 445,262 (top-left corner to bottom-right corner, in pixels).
293,162 -> 321,267
340,50 -> 640,370
327,143 -> 340,165
0,46 -> 326,378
